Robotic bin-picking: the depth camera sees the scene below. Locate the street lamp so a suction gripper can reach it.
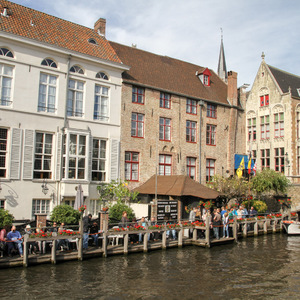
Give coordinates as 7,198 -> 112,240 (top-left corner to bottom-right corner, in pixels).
41,179 -> 49,195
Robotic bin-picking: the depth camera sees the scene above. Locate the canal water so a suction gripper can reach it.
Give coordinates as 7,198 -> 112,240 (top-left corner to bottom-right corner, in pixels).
1,234 -> 299,300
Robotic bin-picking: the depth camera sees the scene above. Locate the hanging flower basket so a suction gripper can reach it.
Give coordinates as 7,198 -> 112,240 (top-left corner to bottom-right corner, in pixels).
79,205 -> 87,213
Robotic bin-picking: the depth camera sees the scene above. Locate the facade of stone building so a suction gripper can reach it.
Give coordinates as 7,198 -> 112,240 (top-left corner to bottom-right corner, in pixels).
246,54 -> 300,210
0,1 -> 127,219
110,42 -> 247,190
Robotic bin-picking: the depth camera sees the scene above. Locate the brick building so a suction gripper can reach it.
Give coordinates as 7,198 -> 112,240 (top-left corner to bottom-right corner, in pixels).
110,41 -> 247,190
246,53 -> 300,210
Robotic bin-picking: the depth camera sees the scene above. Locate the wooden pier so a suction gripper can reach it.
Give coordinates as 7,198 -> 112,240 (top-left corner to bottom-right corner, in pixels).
0,214 -> 293,269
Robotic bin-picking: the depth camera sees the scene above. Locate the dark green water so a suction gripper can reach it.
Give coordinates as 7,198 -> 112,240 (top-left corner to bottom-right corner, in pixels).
1,234 -> 299,300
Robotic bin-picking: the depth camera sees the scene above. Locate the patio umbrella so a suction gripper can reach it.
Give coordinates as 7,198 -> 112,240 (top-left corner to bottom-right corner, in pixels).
74,184 -> 84,210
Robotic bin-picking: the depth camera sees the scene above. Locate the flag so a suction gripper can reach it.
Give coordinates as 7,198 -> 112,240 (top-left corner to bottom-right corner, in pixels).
253,161 -> 257,176
248,157 -> 252,175
236,157 -> 245,178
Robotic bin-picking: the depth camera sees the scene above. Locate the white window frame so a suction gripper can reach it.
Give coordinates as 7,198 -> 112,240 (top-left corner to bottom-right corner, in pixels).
0,63 -> 13,107
92,138 -> 107,182
32,199 -> 50,216
90,199 -> 101,216
94,85 -> 109,121
38,73 -> 57,113
67,79 -> 84,117
0,127 -> 8,178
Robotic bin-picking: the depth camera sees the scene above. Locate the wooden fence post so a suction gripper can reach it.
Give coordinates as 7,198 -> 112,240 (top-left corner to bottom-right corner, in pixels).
254,219 -> 258,236
272,218 -> 277,233
102,217 -> 108,258
51,239 -> 57,264
205,215 -> 211,248
263,218 -> 268,234
143,230 -> 148,253
243,221 -> 247,237
162,230 -> 167,249
78,217 -> 83,261
233,215 -> 238,242
192,226 -> 197,242
178,225 -> 183,248
23,235 -> 28,267
124,234 -> 129,255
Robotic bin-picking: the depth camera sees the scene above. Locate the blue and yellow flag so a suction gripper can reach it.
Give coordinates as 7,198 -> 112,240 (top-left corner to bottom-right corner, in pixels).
236,157 -> 245,178
248,157 -> 252,175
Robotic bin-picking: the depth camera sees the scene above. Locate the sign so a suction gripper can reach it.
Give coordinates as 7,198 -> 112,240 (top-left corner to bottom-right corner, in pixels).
157,200 -> 178,221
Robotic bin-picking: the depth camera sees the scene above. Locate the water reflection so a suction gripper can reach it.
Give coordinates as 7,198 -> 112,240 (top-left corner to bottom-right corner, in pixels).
1,235 -> 299,299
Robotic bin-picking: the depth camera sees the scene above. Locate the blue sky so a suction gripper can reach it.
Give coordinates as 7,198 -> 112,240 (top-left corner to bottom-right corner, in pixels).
11,0 -> 300,88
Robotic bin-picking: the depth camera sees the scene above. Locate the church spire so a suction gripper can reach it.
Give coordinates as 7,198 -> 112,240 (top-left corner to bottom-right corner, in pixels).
218,28 -> 227,83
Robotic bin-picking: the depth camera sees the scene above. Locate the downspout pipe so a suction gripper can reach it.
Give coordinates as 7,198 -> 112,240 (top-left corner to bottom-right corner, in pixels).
63,55 -> 72,129
198,100 -> 204,183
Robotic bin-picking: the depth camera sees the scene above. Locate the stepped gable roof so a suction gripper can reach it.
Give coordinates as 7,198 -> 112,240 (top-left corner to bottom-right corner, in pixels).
133,175 -> 219,199
0,0 -> 121,63
110,41 -> 228,105
268,64 -> 300,99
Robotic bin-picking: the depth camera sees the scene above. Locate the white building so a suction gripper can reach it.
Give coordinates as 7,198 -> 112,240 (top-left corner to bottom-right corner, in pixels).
0,1 -> 128,220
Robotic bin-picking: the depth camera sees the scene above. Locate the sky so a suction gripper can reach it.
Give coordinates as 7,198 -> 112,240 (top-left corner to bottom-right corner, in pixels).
10,0 -> 300,88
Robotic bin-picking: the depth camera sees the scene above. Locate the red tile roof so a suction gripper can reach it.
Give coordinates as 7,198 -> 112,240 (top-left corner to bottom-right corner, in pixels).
110,41 -> 229,105
0,0 -> 121,64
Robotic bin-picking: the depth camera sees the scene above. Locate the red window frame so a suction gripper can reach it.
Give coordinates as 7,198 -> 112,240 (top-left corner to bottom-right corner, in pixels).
131,113 -> 144,138
159,117 -> 171,141
159,154 -> 172,175
186,157 -> 196,180
274,113 -> 284,138
260,116 -> 269,140
206,159 -> 215,182
132,86 -> 145,104
186,121 -> 196,143
160,92 -> 171,109
260,94 -> 269,107
207,104 -> 217,118
186,99 -> 197,115
274,147 -> 285,173
206,124 -> 216,146
125,151 -> 139,181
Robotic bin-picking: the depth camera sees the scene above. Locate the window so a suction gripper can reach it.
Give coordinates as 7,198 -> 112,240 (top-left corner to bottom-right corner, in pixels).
41,58 -> 57,68
0,47 -> 13,58
159,117 -> 171,141
0,63 -> 13,106
260,94 -> 269,107
252,150 -> 257,160
260,115 -> 270,140
90,199 -> 101,215
247,118 -> 256,141
34,132 -> 53,179
0,200 -> 4,209
186,121 -> 196,142
70,65 -> 84,74
186,99 -> 197,114
159,154 -> 171,175
94,85 -> 109,121
92,139 -> 106,181
206,159 -> 215,182
0,128 -> 8,178
206,124 -> 216,145
88,38 -> 97,45
274,147 -> 285,173
160,92 -> 171,109
62,199 -> 75,208
198,68 -> 211,86
297,112 -> 300,139
63,133 -> 87,179
186,157 -> 196,180
125,152 -> 139,181
96,72 -> 108,80
132,86 -> 144,104
261,149 -> 270,170
274,112 -> 284,138
131,113 -> 144,138
38,73 -> 57,112
32,199 -> 50,215
67,79 -> 84,117
207,104 -> 217,118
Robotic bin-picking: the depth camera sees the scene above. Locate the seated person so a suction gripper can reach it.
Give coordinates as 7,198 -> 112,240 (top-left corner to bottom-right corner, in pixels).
56,223 -> 70,251
90,222 -> 99,247
0,226 -> 8,255
7,226 -> 23,257
48,222 -> 58,234
24,224 -> 38,254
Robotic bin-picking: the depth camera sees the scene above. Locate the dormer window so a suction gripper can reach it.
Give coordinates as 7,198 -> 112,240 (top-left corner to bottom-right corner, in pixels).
88,38 -> 97,45
197,68 -> 211,86
96,71 -> 108,80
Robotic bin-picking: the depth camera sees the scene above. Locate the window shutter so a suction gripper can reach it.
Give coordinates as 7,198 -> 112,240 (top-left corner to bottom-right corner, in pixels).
23,129 -> 34,179
55,132 -> 62,180
110,139 -> 119,181
10,128 -> 22,179
88,135 -> 93,181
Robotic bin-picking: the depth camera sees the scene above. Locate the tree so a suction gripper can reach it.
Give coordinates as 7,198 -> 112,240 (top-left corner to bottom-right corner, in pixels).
0,209 -> 14,228
50,205 -> 81,225
251,169 -> 290,197
108,202 -> 135,224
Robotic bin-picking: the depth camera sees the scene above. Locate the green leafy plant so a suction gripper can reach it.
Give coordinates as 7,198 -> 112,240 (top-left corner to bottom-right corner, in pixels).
108,202 -> 135,224
0,209 -> 14,228
50,205 -> 81,225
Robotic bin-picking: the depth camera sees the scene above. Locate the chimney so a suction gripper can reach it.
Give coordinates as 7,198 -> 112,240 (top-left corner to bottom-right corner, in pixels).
227,71 -> 238,106
94,18 -> 106,36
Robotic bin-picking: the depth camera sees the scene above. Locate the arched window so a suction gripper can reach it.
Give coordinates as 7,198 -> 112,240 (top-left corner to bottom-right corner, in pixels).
88,38 -> 97,45
96,71 -> 108,80
70,65 -> 84,74
41,58 -> 57,68
0,47 -> 14,58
